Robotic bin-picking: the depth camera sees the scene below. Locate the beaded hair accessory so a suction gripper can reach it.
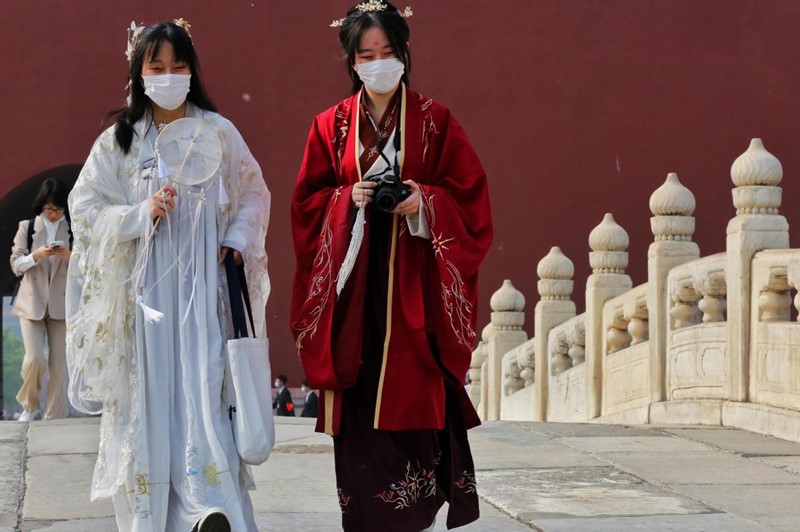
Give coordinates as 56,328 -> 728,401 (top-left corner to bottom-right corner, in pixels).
330,1 -> 413,28
125,18 -> 193,61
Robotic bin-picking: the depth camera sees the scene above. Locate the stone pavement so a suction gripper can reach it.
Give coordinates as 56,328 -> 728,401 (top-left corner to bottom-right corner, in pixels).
2,417 -> 800,531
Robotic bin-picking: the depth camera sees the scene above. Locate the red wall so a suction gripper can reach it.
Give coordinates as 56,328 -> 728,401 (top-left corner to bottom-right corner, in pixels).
3,1 -> 800,382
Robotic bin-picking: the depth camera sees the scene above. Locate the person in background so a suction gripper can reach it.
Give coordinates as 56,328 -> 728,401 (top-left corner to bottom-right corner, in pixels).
10,177 -> 72,422
273,374 -> 295,416
300,379 -> 318,418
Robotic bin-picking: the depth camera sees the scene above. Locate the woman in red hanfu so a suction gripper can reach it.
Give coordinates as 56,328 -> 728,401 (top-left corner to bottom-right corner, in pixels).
291,2 -> 492,530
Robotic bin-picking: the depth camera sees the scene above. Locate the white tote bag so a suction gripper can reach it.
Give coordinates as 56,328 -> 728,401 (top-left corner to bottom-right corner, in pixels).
224,253 -> 275,465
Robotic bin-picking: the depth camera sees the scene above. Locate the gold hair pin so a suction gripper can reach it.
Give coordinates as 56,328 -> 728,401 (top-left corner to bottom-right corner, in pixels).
330,3 -> 413,28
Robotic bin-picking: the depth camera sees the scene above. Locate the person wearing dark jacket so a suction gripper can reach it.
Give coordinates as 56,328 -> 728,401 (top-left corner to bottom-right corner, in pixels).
300,379 -> 318,418
273,374 -> 295,416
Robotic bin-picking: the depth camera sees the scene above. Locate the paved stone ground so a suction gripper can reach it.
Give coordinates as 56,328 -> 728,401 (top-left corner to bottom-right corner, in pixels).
3,417 -> 800,531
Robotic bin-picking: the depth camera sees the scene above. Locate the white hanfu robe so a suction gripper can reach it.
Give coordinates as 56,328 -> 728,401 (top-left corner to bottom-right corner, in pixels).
66,104 -> 270,532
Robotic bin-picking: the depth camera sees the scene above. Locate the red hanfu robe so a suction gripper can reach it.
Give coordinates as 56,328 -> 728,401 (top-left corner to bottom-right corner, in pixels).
291,85 -> 493,436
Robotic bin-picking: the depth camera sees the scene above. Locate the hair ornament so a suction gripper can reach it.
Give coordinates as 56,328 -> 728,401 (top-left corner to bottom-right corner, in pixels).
126,21 -> 145,61
329,2 -> 413,28
125,18 -> 193,61
172,18 -> 193,41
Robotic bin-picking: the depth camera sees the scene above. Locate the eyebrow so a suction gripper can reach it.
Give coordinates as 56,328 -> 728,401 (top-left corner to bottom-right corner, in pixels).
356,45 -> 393,54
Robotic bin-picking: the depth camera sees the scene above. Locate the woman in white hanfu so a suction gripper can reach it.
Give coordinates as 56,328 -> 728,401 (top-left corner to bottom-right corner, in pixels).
66,20 -> 270,532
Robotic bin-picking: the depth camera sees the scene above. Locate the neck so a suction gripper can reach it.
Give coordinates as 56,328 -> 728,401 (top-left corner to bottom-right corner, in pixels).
362,84 -> 399,119
151,102 -> 187,125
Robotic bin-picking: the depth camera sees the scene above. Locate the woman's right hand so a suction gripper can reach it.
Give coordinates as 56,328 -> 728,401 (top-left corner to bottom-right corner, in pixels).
31,245 -> 56,262
151,186 -> 178,220
352,181 -> 377,208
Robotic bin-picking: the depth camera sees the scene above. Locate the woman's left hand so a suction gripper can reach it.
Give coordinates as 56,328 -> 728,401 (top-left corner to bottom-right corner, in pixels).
219,246 -> 243,265
393,180 -> 421,216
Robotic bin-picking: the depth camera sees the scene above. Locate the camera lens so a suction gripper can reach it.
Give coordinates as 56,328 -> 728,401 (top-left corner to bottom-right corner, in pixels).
375,190 -> 397,212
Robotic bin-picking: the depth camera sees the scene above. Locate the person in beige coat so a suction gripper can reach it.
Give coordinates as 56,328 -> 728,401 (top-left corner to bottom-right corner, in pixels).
10,178 -> 72,421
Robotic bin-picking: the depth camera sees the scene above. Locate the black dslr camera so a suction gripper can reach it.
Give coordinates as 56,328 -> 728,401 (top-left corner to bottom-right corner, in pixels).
365,170 -> 412,213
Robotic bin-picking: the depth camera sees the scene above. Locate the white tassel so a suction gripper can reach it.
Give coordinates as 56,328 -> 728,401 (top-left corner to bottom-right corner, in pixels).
336,205 -> 366,297
136,295 -> 164,323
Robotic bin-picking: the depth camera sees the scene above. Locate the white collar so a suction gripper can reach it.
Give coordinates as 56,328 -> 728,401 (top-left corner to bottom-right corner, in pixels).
40,214 -> 65,230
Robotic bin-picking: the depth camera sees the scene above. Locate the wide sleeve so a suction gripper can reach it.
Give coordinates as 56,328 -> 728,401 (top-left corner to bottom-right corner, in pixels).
291,116 -> 348,299
291,114 -> 364,389
419,109 -> 493,357
219,121 -> 271,337
66,129 -> 140,414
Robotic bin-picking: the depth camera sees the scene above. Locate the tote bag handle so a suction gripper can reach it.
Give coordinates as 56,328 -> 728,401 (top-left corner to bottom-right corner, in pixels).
224,251 -> 256,339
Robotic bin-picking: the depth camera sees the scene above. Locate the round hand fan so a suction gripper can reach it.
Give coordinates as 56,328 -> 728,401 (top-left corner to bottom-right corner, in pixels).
155,117 -> 223,186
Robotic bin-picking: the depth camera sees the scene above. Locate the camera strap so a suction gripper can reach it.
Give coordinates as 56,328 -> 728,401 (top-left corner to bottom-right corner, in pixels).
361,91 -> 402,174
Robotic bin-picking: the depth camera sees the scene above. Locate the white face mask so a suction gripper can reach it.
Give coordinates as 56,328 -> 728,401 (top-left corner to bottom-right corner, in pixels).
274,380 -> 281,389
356,58 -> 404,94
142,73 -> 191,111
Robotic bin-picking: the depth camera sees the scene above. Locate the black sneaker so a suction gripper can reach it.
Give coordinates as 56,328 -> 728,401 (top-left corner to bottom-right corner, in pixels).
192,508 -> 231,532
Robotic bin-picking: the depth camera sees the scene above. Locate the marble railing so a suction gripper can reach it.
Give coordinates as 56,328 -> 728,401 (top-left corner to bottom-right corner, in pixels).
666,253 -> 728,401
547,314 -> 587,422
750,250 -> 800,412
473,139 -> 800,442
601,284 -> 651,418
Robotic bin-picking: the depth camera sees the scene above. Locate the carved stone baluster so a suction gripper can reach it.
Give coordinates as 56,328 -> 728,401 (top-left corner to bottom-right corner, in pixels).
518,344 -> 536,386
694,269 -> 728,323
698,295 -> 726,323
624,297 -> 649,345
607,313 -> 632,354
760,290 -> 792,322
795,292 -> 800,323
670,280 -> 701,329
628,316 -> 649,344
503,353 -> 524,396
550,333 -> 571,375
567,320 -> 586,365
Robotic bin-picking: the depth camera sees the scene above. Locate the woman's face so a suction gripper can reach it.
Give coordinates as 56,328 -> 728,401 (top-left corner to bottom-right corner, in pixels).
42,203 -> 64,223
141,41 -> 190,77
354,26 -> 396,67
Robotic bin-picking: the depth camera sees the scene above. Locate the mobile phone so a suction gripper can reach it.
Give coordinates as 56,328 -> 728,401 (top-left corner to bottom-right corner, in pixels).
49,240 -> 63,249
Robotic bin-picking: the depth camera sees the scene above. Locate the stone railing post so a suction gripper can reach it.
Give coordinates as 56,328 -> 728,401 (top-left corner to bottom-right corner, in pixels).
535,247 -> 576,421
648,173 -> 700,404
586,214 -> 632,419
469,324 -> 492,415
727,139 -> 788,401
487,280 -> 526,421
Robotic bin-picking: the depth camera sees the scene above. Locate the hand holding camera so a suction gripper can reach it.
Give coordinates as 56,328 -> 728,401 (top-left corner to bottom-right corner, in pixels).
391,180 -> 420,216
352,181 -> 377,208
352,176 -> 419,214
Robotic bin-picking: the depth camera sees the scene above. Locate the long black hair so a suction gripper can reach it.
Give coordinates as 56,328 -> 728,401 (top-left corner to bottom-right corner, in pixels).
107,21 -> 218,154
337,2 -> 411,94
32,178 -> 70,220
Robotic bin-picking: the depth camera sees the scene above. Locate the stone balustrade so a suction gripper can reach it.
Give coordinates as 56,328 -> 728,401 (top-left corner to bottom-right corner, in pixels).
547,314 -> 587,422
476,138 -> 800,443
